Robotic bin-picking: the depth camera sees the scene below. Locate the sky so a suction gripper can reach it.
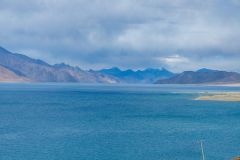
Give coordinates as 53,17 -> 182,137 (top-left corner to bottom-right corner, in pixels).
0,0 -> 240,72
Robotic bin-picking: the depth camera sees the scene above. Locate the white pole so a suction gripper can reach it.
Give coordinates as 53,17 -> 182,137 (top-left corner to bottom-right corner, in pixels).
200,140 -> 205,160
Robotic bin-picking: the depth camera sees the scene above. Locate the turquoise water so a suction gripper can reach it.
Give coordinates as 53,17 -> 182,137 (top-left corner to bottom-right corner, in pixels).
0,83 -> 240,160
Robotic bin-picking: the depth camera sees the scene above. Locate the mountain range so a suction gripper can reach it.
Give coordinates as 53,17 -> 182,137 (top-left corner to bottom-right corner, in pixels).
0,47 -> 120,83
0,46 -> 174,83
99,67 -> 174,83
156,68 -> 240,84
1,46 -> 240,84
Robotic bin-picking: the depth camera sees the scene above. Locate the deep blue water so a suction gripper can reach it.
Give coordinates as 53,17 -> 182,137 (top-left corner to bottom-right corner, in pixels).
0,83 -> 240,160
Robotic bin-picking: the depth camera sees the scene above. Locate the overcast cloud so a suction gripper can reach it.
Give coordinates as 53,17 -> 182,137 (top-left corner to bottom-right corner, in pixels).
0,0 -> 240,72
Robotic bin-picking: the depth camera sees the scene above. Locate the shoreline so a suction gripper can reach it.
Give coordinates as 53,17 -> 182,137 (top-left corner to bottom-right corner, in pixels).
195,92 -> 240,102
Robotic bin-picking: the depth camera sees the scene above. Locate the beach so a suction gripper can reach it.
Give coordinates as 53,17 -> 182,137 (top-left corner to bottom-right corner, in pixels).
195,92 -> 240,101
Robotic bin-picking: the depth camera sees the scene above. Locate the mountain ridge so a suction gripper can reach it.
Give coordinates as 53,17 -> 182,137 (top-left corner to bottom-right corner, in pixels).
1,46 -> 239,84
99,67 -> 174,83
156,69 -> 240,84
0,46 -> 173,83
0,47 -> 118,83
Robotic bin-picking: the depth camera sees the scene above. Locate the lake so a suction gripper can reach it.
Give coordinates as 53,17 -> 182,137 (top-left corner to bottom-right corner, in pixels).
0,83 -> 240,160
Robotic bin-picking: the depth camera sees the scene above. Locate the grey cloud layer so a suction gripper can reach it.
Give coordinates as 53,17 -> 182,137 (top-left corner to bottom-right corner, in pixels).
0,0 -> 240,71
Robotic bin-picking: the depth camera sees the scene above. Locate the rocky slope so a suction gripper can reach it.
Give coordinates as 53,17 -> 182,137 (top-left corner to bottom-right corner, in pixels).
0,65 -> 29,82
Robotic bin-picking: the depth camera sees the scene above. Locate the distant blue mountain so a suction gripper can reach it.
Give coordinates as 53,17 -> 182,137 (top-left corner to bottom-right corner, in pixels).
99,67 -> 122,76
99,67 -> 174,83
196,68 -> 219,73
0,47 -> 11,54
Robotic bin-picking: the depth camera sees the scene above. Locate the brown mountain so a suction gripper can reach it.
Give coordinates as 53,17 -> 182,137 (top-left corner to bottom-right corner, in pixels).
155,69 -> 240,84
0,65 -> 29,82
0,46 -> 118,83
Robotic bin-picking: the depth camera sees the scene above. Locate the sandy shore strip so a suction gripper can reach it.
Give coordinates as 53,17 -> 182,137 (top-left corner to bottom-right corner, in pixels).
195,92 -> 240,102
209,83 -> 240,87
